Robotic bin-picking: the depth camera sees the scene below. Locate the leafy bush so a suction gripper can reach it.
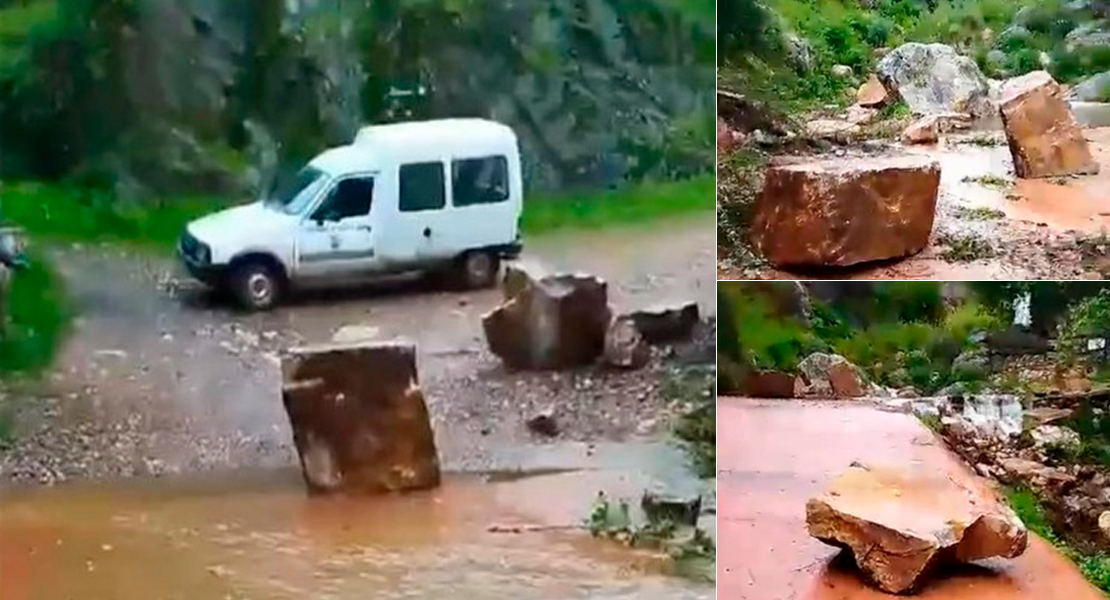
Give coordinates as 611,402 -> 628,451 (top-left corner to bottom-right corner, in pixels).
720,284 -> 827,372
1057,288 -> 1110,363
0,251 -> 70,377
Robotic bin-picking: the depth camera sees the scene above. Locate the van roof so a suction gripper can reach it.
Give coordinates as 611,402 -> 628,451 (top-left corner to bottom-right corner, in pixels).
354,118 -> 516,150
310,119 -> 517,176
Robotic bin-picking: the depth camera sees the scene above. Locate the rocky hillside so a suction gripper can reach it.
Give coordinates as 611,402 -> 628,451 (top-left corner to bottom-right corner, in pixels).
0,0 -> 713,199
719,0 -> 1110,112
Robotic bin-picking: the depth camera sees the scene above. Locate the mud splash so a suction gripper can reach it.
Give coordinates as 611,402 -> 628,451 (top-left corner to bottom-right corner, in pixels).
724,127 -> 1110,281
0,464 -> 712,600
716,398 -> 1105,600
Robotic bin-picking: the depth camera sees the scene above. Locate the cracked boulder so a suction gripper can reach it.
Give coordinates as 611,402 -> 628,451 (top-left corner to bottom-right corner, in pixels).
806,462 -> 1028,594
876,43 -> 994,118
281,340 -> 441,495
797,352 -> 871,398
751,155 -> 941,267
483,263 -> 611,370
1000,70 -> 1100,178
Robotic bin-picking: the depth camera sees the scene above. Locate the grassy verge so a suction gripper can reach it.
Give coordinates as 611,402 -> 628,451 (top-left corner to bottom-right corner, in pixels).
1006,486 -> 1110,592
2,176 -> 714,251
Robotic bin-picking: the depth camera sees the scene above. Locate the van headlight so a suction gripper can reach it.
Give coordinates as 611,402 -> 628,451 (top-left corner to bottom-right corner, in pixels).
180,232 -> 211,265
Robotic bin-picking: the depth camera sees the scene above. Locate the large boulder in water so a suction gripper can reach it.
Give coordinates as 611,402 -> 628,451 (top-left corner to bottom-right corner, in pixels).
806,462 -> 1028,594
1000,70 -> 1100,178
750,155 -> 941,267
483,263 -> 611,370
281,340 -> 441,495
876,43 -> 994,119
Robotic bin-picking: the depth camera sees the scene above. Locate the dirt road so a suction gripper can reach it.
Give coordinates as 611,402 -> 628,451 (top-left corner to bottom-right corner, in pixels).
719,127 -> 1110,281
0,216 -> 714,484
716,397 -> 1105,599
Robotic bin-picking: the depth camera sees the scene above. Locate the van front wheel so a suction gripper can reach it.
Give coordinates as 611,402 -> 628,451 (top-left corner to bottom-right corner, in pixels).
456,251 -> 500,290
229,260 -> 282,311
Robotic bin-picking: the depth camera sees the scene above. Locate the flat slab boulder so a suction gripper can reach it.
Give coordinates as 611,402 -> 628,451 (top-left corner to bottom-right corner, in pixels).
483,263 -> 611,370
806,462 -> 1028,594
1000,70 -> 1100,178
751,155 -> 940,267
281,341 -> 441,495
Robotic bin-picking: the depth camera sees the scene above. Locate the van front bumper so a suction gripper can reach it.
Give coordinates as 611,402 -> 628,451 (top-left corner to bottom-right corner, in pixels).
498,240 -> 523,259
178,233 -> 226,286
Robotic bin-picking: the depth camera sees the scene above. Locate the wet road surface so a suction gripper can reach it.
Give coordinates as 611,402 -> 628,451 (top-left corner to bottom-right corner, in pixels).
0,442 -> 713,600
716,397 -> 1106,600
1,216 -> 714,482
719,127 -> 1110,281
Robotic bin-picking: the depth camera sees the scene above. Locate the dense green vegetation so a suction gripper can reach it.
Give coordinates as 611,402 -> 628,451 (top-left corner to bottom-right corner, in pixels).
717,282 -> 1001,393
0,251 -> 69,378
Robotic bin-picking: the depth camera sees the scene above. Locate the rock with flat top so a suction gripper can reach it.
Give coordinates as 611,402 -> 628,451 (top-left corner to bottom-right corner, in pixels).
857,74 -> 889,107
281,340 -> 441,495
902,115 -> 940,144
806,462 -> 1028,594
483,263 -> 611,370
1000,70 -> 1100,178
628,301 -> 700,344
751,155 -> 940,267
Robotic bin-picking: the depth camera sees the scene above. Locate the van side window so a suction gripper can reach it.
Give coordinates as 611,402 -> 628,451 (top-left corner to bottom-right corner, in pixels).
452,156 -> 509,206
311,177 -> 374,222
399,162 -> 446,212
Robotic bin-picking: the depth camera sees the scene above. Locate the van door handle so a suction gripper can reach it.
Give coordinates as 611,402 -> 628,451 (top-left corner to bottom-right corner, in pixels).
423,227 -> 431,238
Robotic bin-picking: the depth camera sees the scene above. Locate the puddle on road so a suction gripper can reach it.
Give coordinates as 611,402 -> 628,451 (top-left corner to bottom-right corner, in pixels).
0,468 -> 712,600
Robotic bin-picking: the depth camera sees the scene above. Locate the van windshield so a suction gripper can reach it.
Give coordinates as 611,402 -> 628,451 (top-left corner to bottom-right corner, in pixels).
265,166 -> 328,215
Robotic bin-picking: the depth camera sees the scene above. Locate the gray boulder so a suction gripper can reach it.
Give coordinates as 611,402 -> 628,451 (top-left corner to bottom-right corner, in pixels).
1073,71 -> 1110,102
876,43 -> 994,119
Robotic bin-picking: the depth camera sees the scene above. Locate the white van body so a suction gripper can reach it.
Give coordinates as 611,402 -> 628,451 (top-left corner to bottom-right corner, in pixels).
178,118 -> 524,309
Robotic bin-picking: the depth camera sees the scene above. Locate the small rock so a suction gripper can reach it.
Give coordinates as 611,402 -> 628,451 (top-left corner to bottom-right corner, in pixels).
603,316 -> 650,370
526,408 -> 559,437
901,115 -> 940,145
856,74 -> 889,108
1099,511 -> 1110,541
627,301 -> 700,344
831,64 -> 854,78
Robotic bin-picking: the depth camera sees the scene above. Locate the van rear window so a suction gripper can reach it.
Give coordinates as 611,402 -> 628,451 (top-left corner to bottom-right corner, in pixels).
452,156 -> 509,206
399,162 -> 446,212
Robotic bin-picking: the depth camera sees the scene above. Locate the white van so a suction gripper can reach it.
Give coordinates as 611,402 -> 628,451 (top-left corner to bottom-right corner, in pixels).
178,118 -> 524,310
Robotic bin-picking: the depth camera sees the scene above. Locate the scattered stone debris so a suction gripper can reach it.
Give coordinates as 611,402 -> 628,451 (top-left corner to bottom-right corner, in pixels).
280,340 -> 440,495
806,461 -> 1028,594
999,70 -> 1100,178
750,155 -> 941,268
483,263 -> 611,370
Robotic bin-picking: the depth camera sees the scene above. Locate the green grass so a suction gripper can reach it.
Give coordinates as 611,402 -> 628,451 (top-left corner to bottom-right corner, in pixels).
2,176 -> 714,251
1006,486 -> 1110,593
522,175 -> 714,234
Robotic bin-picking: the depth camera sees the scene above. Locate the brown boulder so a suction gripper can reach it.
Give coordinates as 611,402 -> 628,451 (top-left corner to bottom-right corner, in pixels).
806,462 -> 1028,594
751,155 -> 941,267
798,352 -> 870,398
628,301 -> 700,344
999,70 -> 1100,178
857,74 -> 889,108
742,370 -> 797,398
603,316 -> 651,370
902,115 -> 940,144
281,341 -> 441,495
483,264 -> 611,370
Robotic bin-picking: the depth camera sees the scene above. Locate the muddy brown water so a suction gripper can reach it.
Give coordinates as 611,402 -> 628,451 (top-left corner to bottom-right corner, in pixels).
716,398 -> 1105,600
724,127 -> 1110,281
0,454 -> 713,600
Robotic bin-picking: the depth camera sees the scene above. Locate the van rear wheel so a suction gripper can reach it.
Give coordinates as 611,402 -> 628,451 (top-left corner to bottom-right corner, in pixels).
456,251 -> 500,290
230,260 -> 282,311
